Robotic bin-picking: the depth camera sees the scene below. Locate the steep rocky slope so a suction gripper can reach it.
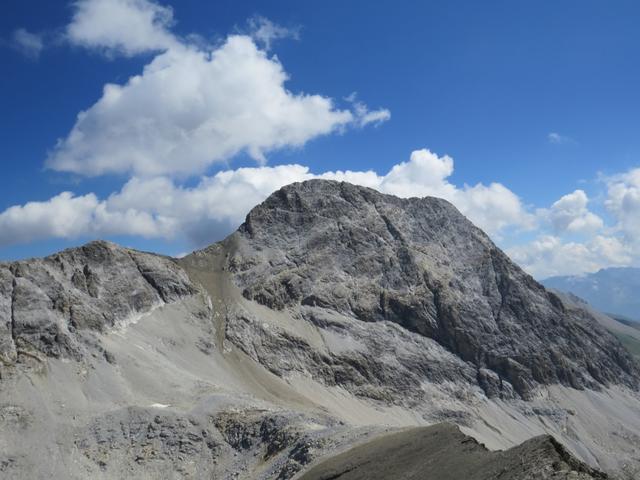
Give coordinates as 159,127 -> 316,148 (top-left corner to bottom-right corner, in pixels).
0,180 -> 639,479
0,241 -> 196,366
550,290 -> 640,360
226,180 -> 638,399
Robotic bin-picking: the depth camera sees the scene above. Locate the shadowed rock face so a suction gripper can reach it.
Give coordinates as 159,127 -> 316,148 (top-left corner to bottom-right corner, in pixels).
227,180 -> 639,398
298,423 -> 608,480
0,241 -> 197,364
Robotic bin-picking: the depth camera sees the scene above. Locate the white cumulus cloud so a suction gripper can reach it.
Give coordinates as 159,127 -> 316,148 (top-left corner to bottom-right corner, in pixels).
541,189 -> 604,235
509,172 -> 640,278
508,234 -> 633,279
605,168 -> 640,240
66,0 -> 178,56
377,150 -> 533,235
47,37 -> 355,176
6,0 -> 639,279
1,150 -> 531,248
0,191 -> 168,246
48,0 -> 389,178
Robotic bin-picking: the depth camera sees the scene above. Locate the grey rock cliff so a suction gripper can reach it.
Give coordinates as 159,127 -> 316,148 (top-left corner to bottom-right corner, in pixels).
0,240 -> 197,366
226,180 -> 638,398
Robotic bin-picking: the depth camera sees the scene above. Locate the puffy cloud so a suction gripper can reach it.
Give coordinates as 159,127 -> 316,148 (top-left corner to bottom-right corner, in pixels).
0,166 -> 314,247
541,189 -> 604,234
508,181 -> 640,278
377,150 -> 534,235
48,37 -> 357,176
50,1 -> 389,177
507,174 -> 640,278
8,143 -> 640,279
0,191 -> 168,246
379,149 -> 455,198
507,235 -> 633,279
8,0 -> 637,278
0,192 -> 98,245
1,150 -> 531,248
605,168 -> 640,240
452,182 -> 534,236
66,0 -> 178,56
11,28 -> 44,59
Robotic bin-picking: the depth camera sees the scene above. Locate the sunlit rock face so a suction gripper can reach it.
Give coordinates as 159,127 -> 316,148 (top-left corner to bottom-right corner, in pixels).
228,180 -> 638,399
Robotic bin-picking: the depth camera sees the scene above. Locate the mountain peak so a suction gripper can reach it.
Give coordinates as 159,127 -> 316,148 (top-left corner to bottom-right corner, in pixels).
227,181 -> 639,398
1,181 -> 639,478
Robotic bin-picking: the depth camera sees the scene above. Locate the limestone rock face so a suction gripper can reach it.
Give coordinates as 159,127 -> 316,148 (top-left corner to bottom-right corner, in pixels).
227,180 -> 638,398
0,180 -> 638,479
0,241 -> 197,363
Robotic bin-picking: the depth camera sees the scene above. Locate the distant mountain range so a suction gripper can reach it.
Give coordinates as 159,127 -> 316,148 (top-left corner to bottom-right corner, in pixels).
543,267 -> 640,322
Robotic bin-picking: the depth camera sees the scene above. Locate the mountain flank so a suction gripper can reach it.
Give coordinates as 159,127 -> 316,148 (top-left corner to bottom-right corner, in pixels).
0,180 -> 639,479
226,180 -> 638,398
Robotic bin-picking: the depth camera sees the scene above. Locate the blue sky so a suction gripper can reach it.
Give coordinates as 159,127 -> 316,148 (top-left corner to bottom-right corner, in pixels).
1,0 -> 640,278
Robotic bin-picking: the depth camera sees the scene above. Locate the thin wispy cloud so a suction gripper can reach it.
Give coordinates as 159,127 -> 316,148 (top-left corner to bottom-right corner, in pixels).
547,132 -> 575,145
11,28 -> 44,59
346,92 -> 391,128
246,15 -> 300,51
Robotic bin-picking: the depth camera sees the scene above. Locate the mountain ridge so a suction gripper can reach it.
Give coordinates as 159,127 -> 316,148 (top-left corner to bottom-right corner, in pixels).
0,179 -> 639,479
225,180 -> 638,398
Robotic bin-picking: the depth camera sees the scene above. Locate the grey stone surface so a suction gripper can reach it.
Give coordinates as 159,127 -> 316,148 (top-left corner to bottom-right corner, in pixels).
0,240 -> 197,365
223,305 -> 489,409
0,180 -> 638,479
73,406 -> 367,480
227,180 -> 639,399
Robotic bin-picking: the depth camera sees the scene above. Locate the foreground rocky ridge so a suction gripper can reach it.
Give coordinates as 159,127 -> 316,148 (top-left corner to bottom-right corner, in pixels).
0,180 -> 639,479
300,423 -> 608,480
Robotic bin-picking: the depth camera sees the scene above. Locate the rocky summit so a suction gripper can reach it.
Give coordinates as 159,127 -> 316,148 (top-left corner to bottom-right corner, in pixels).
228,180 -> 638,399
1,180 -> 639,479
